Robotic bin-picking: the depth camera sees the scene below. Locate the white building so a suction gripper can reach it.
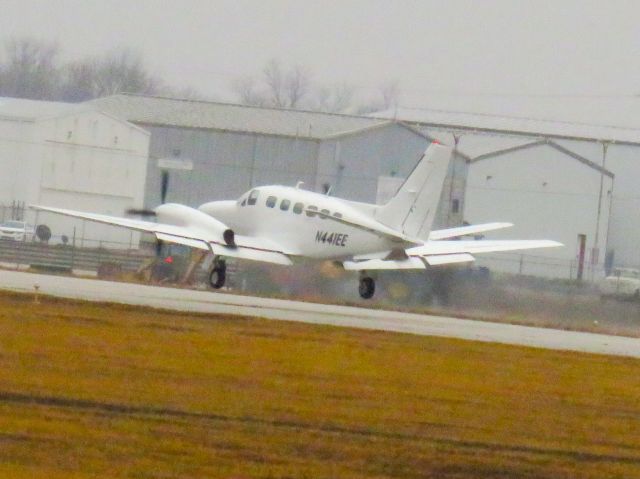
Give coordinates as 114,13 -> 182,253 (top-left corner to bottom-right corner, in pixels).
0,97 -> 150,247
375,102 -> 640,279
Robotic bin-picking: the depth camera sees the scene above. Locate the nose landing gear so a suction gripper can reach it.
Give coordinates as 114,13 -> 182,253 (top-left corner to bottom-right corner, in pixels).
209,257 -> 227,289
358,274 -> 375,299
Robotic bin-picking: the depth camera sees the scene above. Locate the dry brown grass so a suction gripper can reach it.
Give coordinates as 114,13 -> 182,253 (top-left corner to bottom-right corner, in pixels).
0,290 -> 639,478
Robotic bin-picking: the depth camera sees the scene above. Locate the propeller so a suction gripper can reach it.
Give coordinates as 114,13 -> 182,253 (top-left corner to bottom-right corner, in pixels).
126,170 -> 170,217
126,170 -> 171,259
160,170 -> 169,204
155,235 -> 163,257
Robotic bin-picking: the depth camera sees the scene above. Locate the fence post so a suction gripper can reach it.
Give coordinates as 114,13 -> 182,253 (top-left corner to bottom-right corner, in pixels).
569,260 -> 574,280
518,254 -> 524,275
71,227 -> 76,270
14,241 -> 21,270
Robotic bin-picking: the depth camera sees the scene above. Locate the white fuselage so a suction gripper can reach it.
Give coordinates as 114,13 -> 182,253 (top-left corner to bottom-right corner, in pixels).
199,186 -> 403,259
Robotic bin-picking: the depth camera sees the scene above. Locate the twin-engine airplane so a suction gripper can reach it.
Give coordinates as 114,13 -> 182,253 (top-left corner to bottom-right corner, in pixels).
32,143 -> 561,299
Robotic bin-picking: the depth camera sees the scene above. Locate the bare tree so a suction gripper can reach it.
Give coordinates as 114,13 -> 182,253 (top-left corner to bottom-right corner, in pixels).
59,59 -> 97,102
355,80 -> 401,115
160,85 -> 205,100
262,59 -> 286,107
0,37 -> 199,103
97,49 -> 160,96
232,75 -> 266,106
0,37 -> 61,100
284,64 -> 310,108
59,48 -> 163,102
233,59 -> 311,109
233,59 -> 399,114
313,82 -> 356,113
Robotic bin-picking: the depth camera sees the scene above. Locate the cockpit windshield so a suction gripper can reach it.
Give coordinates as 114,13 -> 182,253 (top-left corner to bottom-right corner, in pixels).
247,190 -> 259,206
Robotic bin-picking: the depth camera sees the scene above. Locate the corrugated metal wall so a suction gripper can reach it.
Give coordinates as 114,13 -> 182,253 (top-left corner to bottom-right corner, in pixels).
143,126 -> 319,207
139,122 -> 460,230
465,143 -> 613,278
316,124 -> 428,203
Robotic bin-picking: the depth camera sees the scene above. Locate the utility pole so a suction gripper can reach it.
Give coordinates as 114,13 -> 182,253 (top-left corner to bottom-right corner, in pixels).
593,142 -> 608,279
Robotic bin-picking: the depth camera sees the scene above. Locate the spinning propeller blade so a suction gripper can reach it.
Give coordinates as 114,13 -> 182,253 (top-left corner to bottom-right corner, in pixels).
126,170 -> 170,216
160,170 -> 169,204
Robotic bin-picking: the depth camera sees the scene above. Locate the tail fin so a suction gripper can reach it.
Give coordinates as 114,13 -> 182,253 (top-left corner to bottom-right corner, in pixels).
375,143 -> 452,238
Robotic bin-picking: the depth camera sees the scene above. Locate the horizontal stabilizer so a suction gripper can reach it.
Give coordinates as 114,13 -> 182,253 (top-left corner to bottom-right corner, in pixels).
408,239 -> 562,257
343,253 -> 476,269
343,257 -> 426,271
423,253 -> 475,266
429,222 -> 513,240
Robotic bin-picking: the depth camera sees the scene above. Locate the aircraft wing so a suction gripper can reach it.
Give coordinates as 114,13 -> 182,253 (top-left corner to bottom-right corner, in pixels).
343,239 -> 562,270
428,222 -> 513,240
31,205 -> 293,266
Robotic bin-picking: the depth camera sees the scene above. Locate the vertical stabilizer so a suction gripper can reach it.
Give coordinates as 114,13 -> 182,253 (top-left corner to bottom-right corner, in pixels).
374,143 -> 452,238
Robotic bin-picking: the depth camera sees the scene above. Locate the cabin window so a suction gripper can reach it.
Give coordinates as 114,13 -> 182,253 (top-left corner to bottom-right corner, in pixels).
293,202 -> 304,214
452,198 -> 460,214
333,212 -> 343,219
248,190 -> 259,206
320,209 -> 330,219
306,205 -> 318,217
266,196 -> 277,208
280,199 -> 291,211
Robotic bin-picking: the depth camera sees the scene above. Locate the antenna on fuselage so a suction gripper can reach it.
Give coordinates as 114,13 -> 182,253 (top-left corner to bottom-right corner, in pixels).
322,182 -> 333,196
295,181 -> 304,189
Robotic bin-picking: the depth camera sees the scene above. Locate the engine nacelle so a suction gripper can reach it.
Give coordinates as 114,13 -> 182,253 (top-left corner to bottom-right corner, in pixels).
155,203 -> 235,246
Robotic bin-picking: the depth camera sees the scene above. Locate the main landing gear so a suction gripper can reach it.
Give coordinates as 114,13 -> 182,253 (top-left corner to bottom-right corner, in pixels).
209,257 -> 227,289
359,273 -> 375,299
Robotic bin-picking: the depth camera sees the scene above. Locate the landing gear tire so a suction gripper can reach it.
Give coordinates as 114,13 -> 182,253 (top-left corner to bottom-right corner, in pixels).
359,276 -> 375,299
209,259 -> 226,289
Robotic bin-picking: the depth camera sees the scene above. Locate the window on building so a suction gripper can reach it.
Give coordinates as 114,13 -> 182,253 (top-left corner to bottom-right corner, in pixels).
247,190 -> 259,206
306,205 -> 318,217
266,196 -> 277,208
452,199 -> 460,214
320,209 -> 330,219
293,202 -> 304,214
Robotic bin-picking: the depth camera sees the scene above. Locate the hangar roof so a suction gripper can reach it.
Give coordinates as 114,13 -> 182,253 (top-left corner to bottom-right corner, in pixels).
0,97 -> 78,121
0,96 -> 150,137
89,94 -> 389,140
375,105 -> 640,145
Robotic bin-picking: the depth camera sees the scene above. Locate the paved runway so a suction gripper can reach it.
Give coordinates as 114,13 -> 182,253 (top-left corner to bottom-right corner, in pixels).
1,270 -> 638,358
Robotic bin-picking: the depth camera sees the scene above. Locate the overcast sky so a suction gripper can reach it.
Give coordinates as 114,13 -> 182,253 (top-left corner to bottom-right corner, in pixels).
2,0 -> 639,106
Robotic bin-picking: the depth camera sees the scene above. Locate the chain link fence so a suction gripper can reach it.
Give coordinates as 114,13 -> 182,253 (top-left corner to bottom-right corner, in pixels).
0,234 -> 154,274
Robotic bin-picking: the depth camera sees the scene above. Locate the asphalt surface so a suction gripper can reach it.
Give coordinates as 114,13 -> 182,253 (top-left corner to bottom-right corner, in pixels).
1,269 -> 638,358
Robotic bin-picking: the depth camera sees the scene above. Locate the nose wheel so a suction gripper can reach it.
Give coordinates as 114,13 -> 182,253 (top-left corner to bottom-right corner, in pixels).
359,276 -> 375,299
209,258 -> 227,289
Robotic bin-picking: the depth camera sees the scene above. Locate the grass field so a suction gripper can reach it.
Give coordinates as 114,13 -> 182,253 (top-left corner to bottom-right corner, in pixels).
0,290 -> 639,478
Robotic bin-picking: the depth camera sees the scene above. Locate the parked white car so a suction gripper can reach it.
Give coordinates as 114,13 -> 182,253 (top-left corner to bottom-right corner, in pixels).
0,220 -> 35,242
599,268 -> 640,300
